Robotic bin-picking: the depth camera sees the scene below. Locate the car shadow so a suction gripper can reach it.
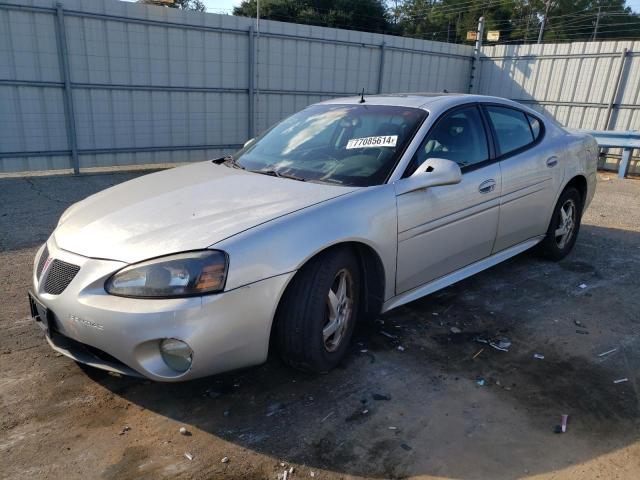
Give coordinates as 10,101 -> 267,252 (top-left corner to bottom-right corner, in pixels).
84,223 -> 640,479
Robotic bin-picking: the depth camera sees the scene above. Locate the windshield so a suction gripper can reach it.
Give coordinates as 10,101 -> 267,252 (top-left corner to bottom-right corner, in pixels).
233,104 -> 427,186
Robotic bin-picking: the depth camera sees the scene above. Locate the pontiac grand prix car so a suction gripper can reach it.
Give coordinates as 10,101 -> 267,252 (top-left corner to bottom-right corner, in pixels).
29,94 -> 597,381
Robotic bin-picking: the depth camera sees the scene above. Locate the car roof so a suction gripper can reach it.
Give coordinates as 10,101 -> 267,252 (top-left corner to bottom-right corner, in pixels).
317,93 -> 522,110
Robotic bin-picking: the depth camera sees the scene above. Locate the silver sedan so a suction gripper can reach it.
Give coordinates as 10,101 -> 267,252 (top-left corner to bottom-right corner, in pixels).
29,93 -> 598,381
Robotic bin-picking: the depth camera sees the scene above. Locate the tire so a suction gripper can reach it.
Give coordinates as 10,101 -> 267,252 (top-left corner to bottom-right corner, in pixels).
274,247 -> 361,373
537,187 -> 583,261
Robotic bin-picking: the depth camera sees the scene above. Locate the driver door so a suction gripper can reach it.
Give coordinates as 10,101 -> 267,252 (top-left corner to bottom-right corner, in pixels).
395,105 -> 502,294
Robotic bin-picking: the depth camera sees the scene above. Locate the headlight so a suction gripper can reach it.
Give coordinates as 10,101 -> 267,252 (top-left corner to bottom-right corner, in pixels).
105,250 -> 228,298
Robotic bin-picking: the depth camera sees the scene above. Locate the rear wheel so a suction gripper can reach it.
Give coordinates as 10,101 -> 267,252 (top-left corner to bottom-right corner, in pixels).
274,247 -> 360,373
537,187 -> 583,261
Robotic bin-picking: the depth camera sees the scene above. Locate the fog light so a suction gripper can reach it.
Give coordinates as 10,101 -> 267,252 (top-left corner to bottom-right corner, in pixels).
159,338 -> 192,373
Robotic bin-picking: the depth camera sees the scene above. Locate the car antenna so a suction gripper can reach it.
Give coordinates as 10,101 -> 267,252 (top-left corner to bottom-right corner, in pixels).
359,88 -> 366,103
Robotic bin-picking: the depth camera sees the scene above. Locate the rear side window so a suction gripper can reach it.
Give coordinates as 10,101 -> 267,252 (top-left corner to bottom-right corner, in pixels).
486,106 -> 535,156
527,114 -> 542,140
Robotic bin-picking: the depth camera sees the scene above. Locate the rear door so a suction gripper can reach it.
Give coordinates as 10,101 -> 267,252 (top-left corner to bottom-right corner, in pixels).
483,105 -> 564,252
395,104 -> 502,294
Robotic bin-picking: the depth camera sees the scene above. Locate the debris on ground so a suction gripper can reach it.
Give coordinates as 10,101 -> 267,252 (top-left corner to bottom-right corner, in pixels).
179,426 -> 190,436
388,426 -> 397,430
400,443 -> 412,451
372,393 -> 391,401
574,319 -> 586,328
360,349 -> 368,353
579,283 -> 588,289
476,377 -> 486,386
321,411 -> 334,422
553,414 -> 569,434
310,472 -> 316,477
533,353 -> 545,360
475,334 -> 511,352
184,452 -> 193,461
613,378 -> 629,384
267,402 -> 285,417
221,456 -> 229,463
450,326 -> 462,334
397,346 -> 405,352
472,348 -> 484,359
119,426 -> 131,435
598,348 -> 618,357
380,330 -> 397,339
576,329 -> 590,335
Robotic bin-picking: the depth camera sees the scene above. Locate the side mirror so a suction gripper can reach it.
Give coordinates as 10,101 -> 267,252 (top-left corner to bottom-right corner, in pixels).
395,158 -> 462,195
243,137 -> 255,148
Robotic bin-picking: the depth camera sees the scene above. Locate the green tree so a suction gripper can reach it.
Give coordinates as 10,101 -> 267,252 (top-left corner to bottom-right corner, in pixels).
138,0 -> 206,11
233,0 -> 394,34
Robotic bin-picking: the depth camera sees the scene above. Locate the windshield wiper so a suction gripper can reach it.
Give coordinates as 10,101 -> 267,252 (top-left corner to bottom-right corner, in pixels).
251,169 -> 306,182
213,155 -> 245,170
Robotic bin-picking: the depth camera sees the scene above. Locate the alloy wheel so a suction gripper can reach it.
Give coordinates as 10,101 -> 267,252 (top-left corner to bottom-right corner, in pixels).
323,268 -> 354,352
555,199 -> 577,249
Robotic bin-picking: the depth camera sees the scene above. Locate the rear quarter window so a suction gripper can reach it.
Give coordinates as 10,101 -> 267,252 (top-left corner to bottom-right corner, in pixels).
486,106 -> 536,156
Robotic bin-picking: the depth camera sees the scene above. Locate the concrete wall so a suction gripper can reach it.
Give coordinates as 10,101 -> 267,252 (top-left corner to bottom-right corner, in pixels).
0,0 -> 473,173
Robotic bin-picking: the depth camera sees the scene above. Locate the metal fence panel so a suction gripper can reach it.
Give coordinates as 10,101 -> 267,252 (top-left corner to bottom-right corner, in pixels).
0,0 -> 474,173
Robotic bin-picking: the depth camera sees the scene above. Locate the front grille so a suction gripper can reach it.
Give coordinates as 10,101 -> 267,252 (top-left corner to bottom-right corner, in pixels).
43,259 -> 80,295
36,245 -> 49,279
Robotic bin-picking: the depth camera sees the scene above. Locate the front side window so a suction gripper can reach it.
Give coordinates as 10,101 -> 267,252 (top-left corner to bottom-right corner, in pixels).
234,104 -> 427,186
486,106 -> 536,156
405,105 -> 489,176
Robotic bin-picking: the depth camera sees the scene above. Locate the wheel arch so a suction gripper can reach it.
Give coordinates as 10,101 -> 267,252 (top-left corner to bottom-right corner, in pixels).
563,174 -> 588,208
268,240 -> 386,349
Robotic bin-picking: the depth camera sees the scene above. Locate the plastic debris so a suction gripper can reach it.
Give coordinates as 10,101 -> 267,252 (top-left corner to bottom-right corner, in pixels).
289,467 -> 295,474
613,378 -> 629,384
472,348 -> 484,359
598,348 -> 618,357
221,456 -> 229,463
533,353 -> 545,360
553,414 -> 569,434
579,283 -> 587,289
432,312 -> 439,316
450,326 -> 462,334
362,409 -> 369,415
574,319 -> 585,328
310,472 -> 316,478
397,346 -> 405,352
321,411 -> 334,422
476,334 -> 511,352
380,330 -> 397,339
388,426 -> 397,430
476,377 -> 486,386
179,426 -> 189,436
360,349 -> 368,353
184,452 -> 193,461
119,426 -> 131,435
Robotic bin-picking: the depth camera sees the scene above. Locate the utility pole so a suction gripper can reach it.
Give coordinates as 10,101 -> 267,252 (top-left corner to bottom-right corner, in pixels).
593,7 -> 601,40
469,16 -> 484,93
538,0 -> 551,44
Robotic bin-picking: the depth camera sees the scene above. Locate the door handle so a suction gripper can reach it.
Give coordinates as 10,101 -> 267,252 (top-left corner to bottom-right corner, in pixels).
546,156 -> 558,167
479,179 -> 496,194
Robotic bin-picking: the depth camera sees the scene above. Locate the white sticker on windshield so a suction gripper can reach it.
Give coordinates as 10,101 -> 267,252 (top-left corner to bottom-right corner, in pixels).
346,135 -> 398,149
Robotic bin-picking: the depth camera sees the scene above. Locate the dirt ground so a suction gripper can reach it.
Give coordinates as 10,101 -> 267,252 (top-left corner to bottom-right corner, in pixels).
1,170 -> 639,480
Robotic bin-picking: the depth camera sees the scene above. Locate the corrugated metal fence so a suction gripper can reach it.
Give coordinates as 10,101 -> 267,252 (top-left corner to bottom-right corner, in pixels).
0,0 -> 472,173
1,0 -> 638,174
476,41 -> 640,173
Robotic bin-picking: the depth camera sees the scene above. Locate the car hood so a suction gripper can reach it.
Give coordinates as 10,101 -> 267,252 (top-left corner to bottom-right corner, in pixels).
53,161 -> 357,263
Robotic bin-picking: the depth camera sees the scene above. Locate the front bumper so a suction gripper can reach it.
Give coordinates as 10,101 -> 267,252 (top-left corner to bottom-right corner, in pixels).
31,239 -> 294,381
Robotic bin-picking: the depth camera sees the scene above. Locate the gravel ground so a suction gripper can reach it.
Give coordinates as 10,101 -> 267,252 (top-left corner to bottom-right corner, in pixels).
1,170 -> 639,480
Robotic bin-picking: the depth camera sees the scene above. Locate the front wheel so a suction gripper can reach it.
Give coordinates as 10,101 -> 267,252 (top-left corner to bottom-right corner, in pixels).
274,247 -> 360,373
537,187 -> 583,261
